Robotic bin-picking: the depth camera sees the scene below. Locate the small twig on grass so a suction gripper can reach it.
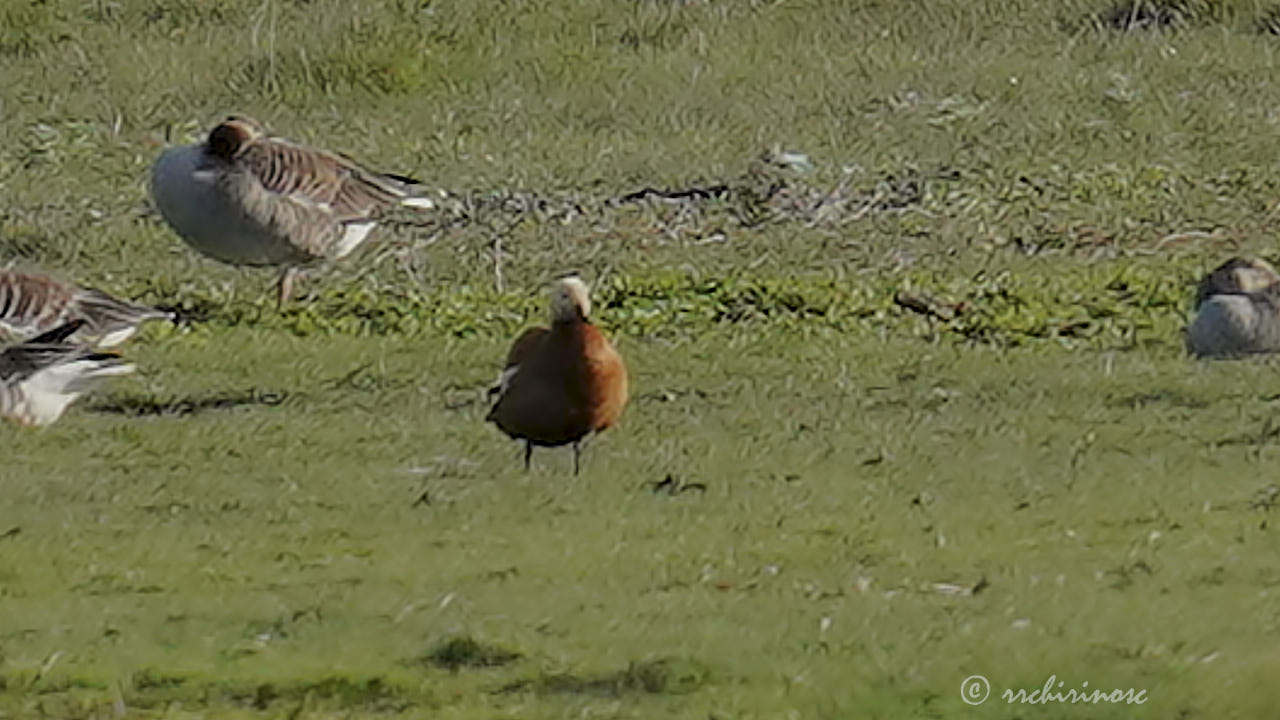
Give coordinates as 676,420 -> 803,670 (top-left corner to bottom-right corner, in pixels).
329,363 -> 373,390
412,488 -> 431,508
1135,229 -> 1230,256
614,184 -> 731,205
930,576 -> 989,596
483,215 -> 527,294
112,678 -> 128,718
893,291 -> 960,322
838,189 -> 888,226
29,650 -> 62,688
805,174 -> 855,227
492,232 -> 504,293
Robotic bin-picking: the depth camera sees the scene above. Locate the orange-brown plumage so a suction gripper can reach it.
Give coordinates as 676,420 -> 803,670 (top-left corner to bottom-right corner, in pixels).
486,277 -> 628,474
504,327 -> 550,369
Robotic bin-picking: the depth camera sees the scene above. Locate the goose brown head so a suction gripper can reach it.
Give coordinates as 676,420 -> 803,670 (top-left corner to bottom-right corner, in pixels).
1195,257 -> 1280,309
206,116 -> 265,160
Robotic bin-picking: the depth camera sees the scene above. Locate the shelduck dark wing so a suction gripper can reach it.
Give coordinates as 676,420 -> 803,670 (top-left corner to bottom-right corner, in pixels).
504,327 -> 550,369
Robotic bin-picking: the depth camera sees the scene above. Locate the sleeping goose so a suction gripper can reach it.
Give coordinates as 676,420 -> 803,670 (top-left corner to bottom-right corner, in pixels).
149,115 -> 434,308
1186,256 -> 1280,358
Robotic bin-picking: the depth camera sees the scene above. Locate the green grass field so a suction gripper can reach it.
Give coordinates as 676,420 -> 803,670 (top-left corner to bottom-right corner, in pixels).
5,0 -> 1280,717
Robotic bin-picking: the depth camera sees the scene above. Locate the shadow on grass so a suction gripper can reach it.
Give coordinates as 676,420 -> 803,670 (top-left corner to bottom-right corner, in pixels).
1064,0 -> 1265,35
238,677 -> 408,712
1096,1 -> 1187,31
495,657 -> 709,697
417,635 -> 522,672
17,672 -> 413,714
1106,389 -> 1209,410
1261,6 -> 1280,35
87,388 -> 289,417
1216,417 -> 1280,448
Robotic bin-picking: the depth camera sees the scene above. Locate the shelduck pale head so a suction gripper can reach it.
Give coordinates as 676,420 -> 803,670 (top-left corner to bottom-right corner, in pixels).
550,275 -> 591,323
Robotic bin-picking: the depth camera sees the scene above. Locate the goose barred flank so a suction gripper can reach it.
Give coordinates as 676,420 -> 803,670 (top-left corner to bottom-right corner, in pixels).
0,270 -> 175,348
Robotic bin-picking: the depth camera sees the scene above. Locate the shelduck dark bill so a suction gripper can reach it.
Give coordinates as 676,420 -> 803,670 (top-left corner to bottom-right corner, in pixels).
485,276 -> 629,474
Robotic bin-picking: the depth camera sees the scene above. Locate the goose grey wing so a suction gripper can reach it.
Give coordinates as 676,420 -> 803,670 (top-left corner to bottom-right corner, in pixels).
24,319 -> 86,345
0,343 -> 79,383
239,136 -> 422,220
0,320 -> 89,381
1249,291 -> 1280,351
77,288 -> 176,325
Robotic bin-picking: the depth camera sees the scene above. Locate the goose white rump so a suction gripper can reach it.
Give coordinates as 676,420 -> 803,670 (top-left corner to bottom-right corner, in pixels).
0,321 -> 135,426
4,355 -> 134,426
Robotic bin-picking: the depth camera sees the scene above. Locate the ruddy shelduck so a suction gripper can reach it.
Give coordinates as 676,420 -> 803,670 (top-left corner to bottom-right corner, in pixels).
149,115 -> 434,308
0,320 -> 135,427
1187,256 -> 1280,358
486,275 -> 628,474
0,269 -> 175,347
